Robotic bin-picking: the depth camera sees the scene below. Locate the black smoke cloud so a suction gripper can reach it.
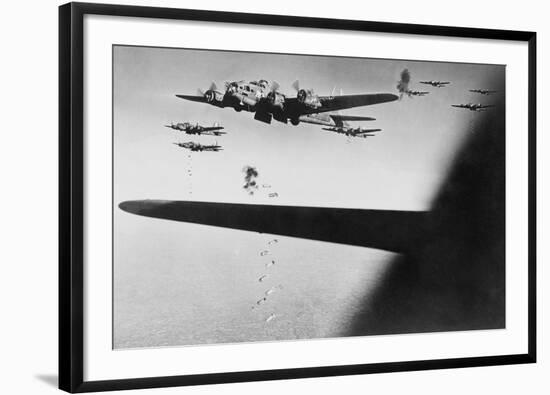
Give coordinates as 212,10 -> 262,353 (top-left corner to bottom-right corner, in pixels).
243,165 -> 259,195
397,68 -> 411,98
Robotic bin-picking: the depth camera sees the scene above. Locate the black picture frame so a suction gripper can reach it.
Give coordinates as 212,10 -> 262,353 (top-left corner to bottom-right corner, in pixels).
59,2 -> 537,392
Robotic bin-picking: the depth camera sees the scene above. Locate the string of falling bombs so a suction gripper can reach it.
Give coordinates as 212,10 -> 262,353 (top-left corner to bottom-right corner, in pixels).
254,238 -> 283,324
242,166 -> 282,323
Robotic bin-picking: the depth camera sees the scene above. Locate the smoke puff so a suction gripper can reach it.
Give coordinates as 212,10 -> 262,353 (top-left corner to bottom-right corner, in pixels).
400,68 -> 411,84
243,165 -> 259,194
397,68 -> 411,96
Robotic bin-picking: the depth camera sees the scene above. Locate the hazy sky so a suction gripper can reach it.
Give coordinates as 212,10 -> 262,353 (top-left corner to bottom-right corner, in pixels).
113,45 -> 505,348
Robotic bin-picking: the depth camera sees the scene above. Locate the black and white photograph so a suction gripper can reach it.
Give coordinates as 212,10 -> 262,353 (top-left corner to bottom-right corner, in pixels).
1,0 -> 545,393
114,45 -> 506,349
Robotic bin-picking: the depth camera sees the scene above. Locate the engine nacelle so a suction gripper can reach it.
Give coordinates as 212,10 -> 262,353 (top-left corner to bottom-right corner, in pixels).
297,89 -> 321,109
266,91 -> 285,110
205,90 -> 224,103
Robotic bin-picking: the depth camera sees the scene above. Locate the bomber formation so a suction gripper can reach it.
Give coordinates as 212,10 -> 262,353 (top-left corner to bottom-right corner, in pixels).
163,71 -> 499,207
396,68 -> 498,113
137,71 -> 500,326
166,72 -> 498,153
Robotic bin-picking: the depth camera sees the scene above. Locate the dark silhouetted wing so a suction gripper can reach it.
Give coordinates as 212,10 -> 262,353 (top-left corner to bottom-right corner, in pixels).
118,200 -> 430,254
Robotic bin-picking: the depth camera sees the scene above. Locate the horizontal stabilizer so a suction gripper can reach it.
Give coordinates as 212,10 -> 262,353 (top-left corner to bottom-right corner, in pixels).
119,200 -> 430,254
355,128 -> 382,135
329,115 -> 376,126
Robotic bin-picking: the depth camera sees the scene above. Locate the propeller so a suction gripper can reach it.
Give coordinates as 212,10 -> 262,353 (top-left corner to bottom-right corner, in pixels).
270,81 -> 280,93
292,79 -> 312,104
197,82 -> 218,98
264,81 -> 283,108
292,80 -> 308,102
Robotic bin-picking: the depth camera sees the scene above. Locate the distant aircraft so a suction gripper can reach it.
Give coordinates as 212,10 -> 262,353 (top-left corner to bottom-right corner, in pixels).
165,122 -> 226,136
419,81 -> 450,88
176,79 -> 398,125
451,103 -> 495,112
173,141 -> 223,152
469,89 -> 498,95
406,90 -> 430,97
322,126 -> 382,138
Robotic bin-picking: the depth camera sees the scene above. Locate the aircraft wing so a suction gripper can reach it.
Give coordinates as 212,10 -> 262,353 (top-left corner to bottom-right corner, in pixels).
329,114 -> 376,127
288,93 -> 398,115
118,200 -> 430,254
175,94 -> 208,103
202,126 -> 225,132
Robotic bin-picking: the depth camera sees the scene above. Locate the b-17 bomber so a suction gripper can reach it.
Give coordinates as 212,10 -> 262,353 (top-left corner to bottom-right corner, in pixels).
173,141 -> 223,152
165,122 -> 226,136
469,89 -> 498,95
419,80 -> 451,88
176,79 -> 398,126
451,103 -> 495,112
322,126 -> 382,138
